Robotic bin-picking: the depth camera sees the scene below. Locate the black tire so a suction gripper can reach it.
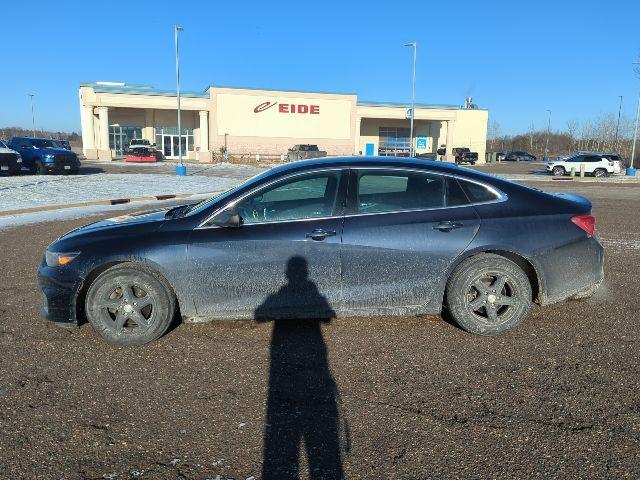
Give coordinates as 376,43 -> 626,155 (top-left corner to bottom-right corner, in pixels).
35,161 -> 47,175
85,264 -> 177,346
552,166 -> 565,176
445,253 -> 532,336
593,168 -> 607,178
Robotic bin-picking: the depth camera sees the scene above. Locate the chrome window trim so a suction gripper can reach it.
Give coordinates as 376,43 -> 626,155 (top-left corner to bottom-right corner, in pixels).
196,165 -> 508,229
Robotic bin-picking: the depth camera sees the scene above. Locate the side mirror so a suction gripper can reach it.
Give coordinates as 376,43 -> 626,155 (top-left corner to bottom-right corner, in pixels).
212,210 -> 242,228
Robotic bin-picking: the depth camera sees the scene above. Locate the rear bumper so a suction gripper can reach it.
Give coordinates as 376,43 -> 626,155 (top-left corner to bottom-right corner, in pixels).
37,260 -> 83,326
535,236 -> 604,305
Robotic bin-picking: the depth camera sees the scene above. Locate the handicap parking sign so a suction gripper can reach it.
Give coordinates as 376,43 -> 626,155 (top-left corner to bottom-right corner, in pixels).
416,137 -> 427,149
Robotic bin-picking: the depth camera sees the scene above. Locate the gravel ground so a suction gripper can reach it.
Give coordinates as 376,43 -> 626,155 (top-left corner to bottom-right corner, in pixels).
0,180 -> 638,479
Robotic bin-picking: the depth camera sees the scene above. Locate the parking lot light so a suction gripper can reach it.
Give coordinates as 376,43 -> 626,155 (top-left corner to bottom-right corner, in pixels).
175,25 -> 187,176
28,94 -> 36,138
628,91 -> 639,176
403,42 -> 417,157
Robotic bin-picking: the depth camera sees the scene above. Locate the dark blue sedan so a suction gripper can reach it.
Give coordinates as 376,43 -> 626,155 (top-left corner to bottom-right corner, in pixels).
38,157 -> 604,346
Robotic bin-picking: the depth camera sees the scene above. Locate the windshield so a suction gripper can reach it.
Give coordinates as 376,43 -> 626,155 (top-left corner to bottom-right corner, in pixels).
0,140 -> 6,148
131,139 -> 149,145
32,139 -> 59,149
185,170 -> 271,216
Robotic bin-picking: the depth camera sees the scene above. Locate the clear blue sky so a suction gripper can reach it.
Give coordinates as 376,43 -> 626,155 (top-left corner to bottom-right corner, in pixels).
1,0 -> 639,135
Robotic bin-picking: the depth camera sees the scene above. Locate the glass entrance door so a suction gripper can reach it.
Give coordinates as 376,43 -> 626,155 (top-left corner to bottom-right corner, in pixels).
161,134 -> 189,159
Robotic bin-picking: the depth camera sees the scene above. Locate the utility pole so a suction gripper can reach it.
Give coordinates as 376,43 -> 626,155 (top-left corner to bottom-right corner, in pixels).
630,92 -> 639,173
614,95 -> 623,150
530,121 -> 534,151
404,42 -> 417,157
28,94 -> 36,137
545,109 -> 551,159
629,61 -> 640,176
175,25 -> 186,176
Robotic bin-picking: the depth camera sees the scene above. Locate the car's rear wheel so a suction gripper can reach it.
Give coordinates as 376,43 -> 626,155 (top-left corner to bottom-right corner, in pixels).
552,166 -> 565,176
594,168 -> 607,178
85,264 -> 176,346
446,254 -> 532,336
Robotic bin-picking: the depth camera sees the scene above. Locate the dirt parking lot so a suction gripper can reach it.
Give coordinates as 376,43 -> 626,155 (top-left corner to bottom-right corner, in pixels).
0,180 -> 639,479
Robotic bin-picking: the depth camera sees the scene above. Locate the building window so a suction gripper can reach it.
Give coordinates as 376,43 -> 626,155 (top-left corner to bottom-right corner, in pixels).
109,125 -> 143,156
378,127 -> 411,157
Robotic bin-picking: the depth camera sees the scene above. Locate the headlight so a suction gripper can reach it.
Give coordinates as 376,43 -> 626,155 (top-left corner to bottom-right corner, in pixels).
45,251 -> 79,267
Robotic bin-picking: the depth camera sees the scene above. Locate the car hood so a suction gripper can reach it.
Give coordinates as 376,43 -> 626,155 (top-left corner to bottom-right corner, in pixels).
59,207 -> 171,240
0,147 -> 18,154
38,147 -> 75,156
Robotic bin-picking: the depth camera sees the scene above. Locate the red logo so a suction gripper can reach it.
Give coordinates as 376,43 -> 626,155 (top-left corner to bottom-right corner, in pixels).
253,101 -> 320,114
253,101 -> 277,113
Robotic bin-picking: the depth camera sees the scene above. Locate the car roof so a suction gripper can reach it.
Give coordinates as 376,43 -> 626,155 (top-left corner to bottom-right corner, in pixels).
10,136 -> 56,141
267,156 -> 507,186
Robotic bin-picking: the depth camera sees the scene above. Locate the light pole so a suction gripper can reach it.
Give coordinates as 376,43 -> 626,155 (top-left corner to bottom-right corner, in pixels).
614,95 -> 622,150
175,25 -> 186,176
404,42 -> 417,157
28,94 -> 36,137
630,61 -> 640,176
545,109 -> 551,160
629,92 -> 639,175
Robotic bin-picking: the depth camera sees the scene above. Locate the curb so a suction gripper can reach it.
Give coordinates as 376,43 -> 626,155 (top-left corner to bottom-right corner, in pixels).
0,192 -> 215,218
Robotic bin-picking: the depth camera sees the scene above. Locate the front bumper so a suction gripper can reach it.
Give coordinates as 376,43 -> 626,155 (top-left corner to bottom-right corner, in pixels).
42,160 -> 80,172
0,162 -> 21,174
37,259 -> 84,326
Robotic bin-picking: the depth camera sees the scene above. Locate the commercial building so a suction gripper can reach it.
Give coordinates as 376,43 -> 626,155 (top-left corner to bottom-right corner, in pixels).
79,81 -> 488,162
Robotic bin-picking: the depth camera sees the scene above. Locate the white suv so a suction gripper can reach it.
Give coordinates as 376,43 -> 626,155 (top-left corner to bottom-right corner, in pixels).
546,153 -> 622,177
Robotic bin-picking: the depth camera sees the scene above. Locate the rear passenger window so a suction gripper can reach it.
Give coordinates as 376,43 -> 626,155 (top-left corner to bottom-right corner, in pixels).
357,172 -> 444,213
458,180 -> 500,203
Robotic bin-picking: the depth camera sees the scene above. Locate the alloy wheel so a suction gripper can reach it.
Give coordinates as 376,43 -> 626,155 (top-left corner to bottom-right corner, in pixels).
465,273 -> 519,324
97,283 -> 155,335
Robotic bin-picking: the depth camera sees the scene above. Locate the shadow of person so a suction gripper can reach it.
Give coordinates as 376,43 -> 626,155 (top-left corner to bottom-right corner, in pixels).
255,256 -> 346,480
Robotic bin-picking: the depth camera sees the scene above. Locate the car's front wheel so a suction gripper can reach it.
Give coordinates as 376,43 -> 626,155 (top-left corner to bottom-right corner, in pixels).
35,161 -> 47,175
552,166 -> 565,176
85,264 -> 177,346
446,254 -> 532,336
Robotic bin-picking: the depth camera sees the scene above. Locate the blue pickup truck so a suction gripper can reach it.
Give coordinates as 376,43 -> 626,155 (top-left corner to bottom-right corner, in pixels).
7,137 -> 80,174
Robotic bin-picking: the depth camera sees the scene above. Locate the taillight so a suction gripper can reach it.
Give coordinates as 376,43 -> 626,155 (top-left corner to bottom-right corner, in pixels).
571,214 -> 595,235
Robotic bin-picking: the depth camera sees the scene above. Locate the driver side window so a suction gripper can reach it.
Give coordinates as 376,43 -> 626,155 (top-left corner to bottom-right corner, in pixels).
232,172 -> 340,224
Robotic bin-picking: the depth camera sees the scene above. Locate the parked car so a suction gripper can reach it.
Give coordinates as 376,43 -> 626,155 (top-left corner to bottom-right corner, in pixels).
7,137 -> 80,174
495,152 -> 507,162
0,139 -> 22,175
38,156 -> 603,346
546,153 -> 621,177
54,139 -> 72,150
452,147 -> 479,165
415,152 -> 437,160
128,139 -> 153,151
287,144 -> 327,162
504,151 -> 536,162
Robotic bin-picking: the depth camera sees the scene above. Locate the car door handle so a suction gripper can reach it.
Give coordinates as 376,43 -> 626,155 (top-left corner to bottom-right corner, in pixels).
305,229 -> 337,241
433,221 -> 464,232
